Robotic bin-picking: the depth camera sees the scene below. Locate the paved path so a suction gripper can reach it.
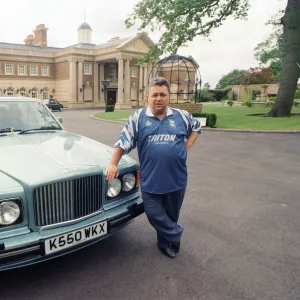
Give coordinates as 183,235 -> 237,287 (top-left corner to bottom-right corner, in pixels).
1,109 -> 300,300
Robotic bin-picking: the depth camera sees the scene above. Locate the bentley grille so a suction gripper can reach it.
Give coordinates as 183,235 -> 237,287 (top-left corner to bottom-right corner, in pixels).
33,175 -> 102,226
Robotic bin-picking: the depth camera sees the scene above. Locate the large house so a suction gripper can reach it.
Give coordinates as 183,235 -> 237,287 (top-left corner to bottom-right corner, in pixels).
0,23 -> 157,109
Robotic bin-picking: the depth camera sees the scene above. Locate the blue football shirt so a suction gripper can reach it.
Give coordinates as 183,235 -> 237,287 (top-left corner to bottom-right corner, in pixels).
114,107 -> 201,194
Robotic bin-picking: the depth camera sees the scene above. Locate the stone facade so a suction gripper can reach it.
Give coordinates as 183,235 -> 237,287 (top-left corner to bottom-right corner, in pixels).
0,23 -> 157,109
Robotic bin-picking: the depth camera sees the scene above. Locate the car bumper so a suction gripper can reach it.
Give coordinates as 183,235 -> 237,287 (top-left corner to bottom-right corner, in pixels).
0,197 -> 144,271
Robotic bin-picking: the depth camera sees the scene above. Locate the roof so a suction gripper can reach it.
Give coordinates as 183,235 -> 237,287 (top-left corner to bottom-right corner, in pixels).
116,32 -> 155,50
95,37 -> 132,49
66,43 -> 96,49
0,42 -> 62,52
78,22 -> 92,30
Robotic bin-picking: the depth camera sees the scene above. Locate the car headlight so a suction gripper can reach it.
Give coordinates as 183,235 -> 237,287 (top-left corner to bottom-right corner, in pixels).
0,201 -> 21,225
122,173 -> 136,192
107,179 -> 122,197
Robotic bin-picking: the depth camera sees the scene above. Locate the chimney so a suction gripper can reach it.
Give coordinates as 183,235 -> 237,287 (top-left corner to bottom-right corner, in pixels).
24,34 -> 34,45
33,24 -> 48,48
108,37 -> 120,42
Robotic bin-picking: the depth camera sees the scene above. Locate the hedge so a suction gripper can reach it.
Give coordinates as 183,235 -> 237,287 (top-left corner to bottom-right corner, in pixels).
105,105 -> 115,112
192,113 -> 217,128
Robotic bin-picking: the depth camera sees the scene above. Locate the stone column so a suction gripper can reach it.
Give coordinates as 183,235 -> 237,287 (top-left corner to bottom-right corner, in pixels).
124,58 -> 131,102
99,63 -> 105,104
139,65 -> 144,105
115,57 -> 131,109
117,58 -> 124,103
93,62 -> 99,102
78,61 -> 83,102
69,60 -> 77,103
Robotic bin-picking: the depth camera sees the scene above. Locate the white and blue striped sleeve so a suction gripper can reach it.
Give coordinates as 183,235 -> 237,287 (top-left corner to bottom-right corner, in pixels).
114,109 -> 142,154
181,110 -> 202,136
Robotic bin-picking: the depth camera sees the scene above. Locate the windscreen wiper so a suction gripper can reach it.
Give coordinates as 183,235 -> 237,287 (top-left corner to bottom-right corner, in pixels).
18,126 -> 62,135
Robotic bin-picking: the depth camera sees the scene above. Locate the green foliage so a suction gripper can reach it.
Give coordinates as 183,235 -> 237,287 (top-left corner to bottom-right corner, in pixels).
252,90 -> 262,100
192,113 -> 217,128
105,105 -> 115,112
266,97 -> 276,107
254,11 -> 284,82
268,96 -> 277,102
227,100 -> 234,106
211,89 -> 229,101
243,99 -> 253,107
198,88 -> 211,102
294,100 -> 300,107
216,69 -> 248,89
242,89 -> 253,107
295,87 -> 300,100
126,0 -> 250,56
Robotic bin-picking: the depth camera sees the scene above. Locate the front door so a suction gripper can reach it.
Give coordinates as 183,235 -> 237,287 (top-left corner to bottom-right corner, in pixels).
107,91 -> 116,105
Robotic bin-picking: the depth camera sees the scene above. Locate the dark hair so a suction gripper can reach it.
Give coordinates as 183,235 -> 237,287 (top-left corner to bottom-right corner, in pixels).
148,77 -> 170,93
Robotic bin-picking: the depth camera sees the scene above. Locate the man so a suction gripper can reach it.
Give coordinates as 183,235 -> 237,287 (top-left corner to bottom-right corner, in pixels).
106,77 -> 201,258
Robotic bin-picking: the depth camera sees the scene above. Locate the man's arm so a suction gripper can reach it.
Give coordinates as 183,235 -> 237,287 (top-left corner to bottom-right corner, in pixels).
105,109 -> 142,182
186,131 -> 199,151
106,148 -> 125,181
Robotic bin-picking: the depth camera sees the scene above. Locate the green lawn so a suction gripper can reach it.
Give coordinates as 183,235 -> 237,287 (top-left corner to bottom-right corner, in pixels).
94,105 -> 300,130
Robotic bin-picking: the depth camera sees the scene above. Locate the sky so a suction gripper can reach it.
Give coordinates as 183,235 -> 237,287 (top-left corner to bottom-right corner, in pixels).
0,0 -> 287,88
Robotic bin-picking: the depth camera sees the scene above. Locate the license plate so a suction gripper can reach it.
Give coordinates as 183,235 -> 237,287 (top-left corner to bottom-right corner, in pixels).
44,221 -> 108,255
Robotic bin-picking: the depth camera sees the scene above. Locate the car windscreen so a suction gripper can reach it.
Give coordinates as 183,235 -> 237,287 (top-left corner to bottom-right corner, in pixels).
0,101 -> 62,131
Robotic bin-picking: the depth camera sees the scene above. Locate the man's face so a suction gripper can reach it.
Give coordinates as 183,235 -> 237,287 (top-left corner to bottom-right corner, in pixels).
148,85 -> 170,115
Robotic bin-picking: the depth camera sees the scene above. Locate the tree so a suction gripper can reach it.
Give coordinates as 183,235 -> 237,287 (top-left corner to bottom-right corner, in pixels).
237,67 -> 276,85
266,1 -> 300,117
126,0 -> 300,117
216,69 -> 248,89
254,11 -> 284,83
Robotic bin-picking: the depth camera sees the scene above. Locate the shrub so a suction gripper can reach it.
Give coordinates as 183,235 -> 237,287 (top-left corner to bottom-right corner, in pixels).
105,105 -> 115,112
227,100 -> 234,106
192,113 -> 217,128
243,99 -> 253,107
295,87 -> 300,100
252,90 -> 262,100
268,96 -> 277,102
266,97 -> 276,107
294,100 -> 300,107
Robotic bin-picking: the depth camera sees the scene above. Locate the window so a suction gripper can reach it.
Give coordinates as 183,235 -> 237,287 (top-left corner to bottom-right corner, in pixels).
31,89 -> 38,98
18,65 -> 26,75
109,65 -> 115,80
20,88 -> 26,96
41,65 -> 49,76
30,65 -> 38,76
42,91 -> 49,99
84,63 -> 91,75
7,88 -> 14,96
185,72 -> 189,81
5,64 -> 13,75
131,67 -> 137,77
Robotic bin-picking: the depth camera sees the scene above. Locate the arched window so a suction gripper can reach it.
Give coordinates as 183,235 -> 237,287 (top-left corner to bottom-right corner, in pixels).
42,90 -> 49,99
232,86 -> 240,100
20,87 -> 26,97
31,88 -> 38,98
7,87 -> 14,96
